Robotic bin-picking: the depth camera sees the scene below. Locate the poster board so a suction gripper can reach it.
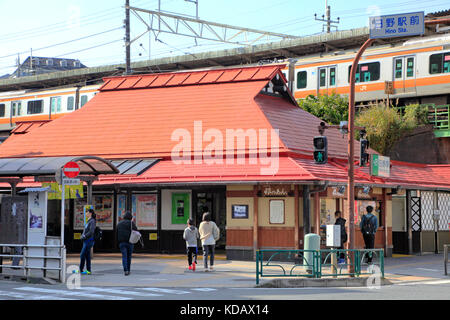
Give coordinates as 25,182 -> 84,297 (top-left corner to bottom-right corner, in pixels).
355,200 -> 376,225
74,195 -> 114,230
269,199 -> 285,224
133,194 -> 157,230
232,204 -> 249,219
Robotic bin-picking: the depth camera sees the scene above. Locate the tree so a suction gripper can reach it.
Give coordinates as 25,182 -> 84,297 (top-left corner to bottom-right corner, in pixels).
297,93 -> 349,125
355,103 -> 430,155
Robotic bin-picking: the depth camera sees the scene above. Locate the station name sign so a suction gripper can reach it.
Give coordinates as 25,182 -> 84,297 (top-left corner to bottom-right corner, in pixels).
369,11 -> 424,39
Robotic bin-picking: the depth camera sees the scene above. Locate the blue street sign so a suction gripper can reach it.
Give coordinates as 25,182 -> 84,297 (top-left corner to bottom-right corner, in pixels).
369,11 -> 424,39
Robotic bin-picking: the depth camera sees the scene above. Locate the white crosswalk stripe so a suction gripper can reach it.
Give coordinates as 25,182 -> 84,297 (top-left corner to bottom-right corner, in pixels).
191,288 -> 217,292
0,290 -> 73,300
14,287 -> 132,300
76,287 -> 163,297
139,287 -> 190,294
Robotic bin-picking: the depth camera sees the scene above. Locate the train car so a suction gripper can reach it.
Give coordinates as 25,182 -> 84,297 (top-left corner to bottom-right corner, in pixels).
0,84 -> 100,127
281,33 -> 450,106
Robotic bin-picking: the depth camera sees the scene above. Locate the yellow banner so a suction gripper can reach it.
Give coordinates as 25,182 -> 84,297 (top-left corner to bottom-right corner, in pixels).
43,182 -> 84,200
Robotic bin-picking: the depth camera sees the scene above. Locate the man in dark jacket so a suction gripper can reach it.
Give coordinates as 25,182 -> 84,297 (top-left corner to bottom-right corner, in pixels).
360,205 -> 378,264
77,209 -> 96,275
117,211 -> 138,275
334,211 -> 347,264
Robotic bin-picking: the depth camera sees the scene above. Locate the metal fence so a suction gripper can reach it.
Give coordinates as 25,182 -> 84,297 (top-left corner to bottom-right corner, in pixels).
0,244 -> 66,283
256,249 -> 384,285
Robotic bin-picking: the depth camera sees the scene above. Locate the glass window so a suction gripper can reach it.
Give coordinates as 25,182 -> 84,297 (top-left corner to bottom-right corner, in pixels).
430,53 -> 443,74
12,101 -> 22,116
394,59 -> 403,79
319,68 -> 326,87
0,104 -> 5,117
80,95 -> 88,107
50,97 -> 61,113
27,100 -> 43,114
329,67 -> 336,86
296,71 -> 307,89
348,62 -> 380,83
406,57 -> 414,78
67,96 -> 74,110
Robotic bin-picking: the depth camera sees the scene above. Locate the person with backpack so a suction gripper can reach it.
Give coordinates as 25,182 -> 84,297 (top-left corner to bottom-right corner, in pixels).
183,218 -> 199,271
75,208 -> 96,275
334,211 -> 347,264
117,211 -> 139,276
199,207 -> 220,272
359,205 -> 378,264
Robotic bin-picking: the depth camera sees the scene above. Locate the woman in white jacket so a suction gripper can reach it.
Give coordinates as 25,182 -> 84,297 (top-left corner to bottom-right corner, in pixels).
198,209 -> 220,271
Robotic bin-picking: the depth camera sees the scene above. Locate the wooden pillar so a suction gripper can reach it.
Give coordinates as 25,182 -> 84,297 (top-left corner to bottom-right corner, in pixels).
294,185 -> 299,249
253,185 -> 259,260
314,192 -> 320,235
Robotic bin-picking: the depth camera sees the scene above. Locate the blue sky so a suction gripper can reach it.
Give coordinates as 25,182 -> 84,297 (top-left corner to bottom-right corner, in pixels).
0,0 -> 448,75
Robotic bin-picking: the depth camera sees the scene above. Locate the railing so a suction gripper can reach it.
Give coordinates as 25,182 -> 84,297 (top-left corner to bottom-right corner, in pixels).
0,244 -> 66,283
256,249 -> 384,285
427,104 -> 450,133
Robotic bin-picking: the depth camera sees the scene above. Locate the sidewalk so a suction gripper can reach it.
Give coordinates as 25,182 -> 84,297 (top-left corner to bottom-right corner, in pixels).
1,252 -> 448,287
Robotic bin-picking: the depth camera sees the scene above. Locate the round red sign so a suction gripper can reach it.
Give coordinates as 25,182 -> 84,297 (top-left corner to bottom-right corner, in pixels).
63,161 -> 80,178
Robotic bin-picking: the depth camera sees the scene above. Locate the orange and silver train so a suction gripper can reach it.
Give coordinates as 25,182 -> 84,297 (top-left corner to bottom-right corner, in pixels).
280,33 -> 450,105
0,84 -> 100,127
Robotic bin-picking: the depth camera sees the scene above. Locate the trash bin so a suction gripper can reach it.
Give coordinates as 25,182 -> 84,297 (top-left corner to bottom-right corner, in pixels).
303,233 -> 320,273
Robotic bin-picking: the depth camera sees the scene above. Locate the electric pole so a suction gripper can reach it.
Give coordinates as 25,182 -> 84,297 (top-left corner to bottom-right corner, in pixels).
314,0 -> 340,33
125,0 -> 131,74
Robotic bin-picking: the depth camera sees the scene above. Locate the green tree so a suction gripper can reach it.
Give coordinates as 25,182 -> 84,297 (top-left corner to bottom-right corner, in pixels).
297,93 -> 349,125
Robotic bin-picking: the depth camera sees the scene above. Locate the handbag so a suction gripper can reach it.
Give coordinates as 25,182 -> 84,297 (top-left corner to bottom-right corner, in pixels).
129,220 -> 142,244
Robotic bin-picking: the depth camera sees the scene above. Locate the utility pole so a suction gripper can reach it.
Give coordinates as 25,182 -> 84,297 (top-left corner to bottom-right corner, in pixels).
314,0 -> 340,33
125,0 -> 131,75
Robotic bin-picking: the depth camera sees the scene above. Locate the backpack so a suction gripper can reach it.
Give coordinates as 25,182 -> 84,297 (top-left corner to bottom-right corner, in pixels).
94,226 -> 103,242
362,215 -> 375,235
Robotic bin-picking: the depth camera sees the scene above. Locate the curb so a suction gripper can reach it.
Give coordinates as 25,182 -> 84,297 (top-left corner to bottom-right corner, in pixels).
0,273 -> 57,285
256,277 -> 392,288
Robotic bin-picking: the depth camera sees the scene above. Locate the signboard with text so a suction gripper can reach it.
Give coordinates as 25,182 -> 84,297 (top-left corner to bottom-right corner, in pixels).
369,12 -> 424,39
370,154 -> 390,178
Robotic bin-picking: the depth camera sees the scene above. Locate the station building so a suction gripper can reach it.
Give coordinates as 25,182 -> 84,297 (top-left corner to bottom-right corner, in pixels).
0,65 -> 449,259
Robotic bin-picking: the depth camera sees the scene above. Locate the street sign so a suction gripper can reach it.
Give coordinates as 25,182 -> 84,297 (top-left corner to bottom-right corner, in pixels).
62,178 -> 81,186
369,11 -> 424,39
63,161 -> 80,178
370,154 -> 390,177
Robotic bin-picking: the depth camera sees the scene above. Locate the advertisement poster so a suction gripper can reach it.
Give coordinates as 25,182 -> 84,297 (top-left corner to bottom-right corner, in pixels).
117,194 -> 128,222
43,182 -> 84,200
28,191 -> 47,234
74,195 -> 114,230
171,193 -> 190,224
232,205 -> 248,219
355,200 -> 376,225
135,194 -> 157,229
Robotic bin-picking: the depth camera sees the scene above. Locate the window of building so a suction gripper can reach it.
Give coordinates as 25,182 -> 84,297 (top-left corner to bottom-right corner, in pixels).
67,96 -> 74,110
296,71 -> 307,89
429,52 -> 450,74
27,100 -> 43,114
50,96 -> 61,113
0,104 -> 5,117
80,95 -> 88,107
73,60 -> 80,67
47,59 -> 53,66
348,62 -> 380,83
60,60 -> 67,67
12,101 -> 22,116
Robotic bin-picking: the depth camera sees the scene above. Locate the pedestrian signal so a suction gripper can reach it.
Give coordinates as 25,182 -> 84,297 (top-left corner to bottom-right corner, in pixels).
313,136 -> 328,164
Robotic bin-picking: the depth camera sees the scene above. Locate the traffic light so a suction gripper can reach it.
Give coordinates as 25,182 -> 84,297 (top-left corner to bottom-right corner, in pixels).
313,136 -> 328,164
360,138 -> 369,166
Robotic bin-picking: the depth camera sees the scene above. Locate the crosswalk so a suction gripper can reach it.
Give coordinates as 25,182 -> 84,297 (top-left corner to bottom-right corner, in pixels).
0,286 -> 218,300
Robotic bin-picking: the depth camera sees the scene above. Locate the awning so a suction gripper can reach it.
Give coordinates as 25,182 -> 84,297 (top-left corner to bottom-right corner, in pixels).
0,156 -> 119,177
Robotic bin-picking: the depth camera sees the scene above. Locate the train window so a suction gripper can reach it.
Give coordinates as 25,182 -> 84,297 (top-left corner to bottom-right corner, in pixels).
80,95 -> 88,107
394,59 -> 403,79
348,62 -> 380,83
319,68 -> 326,87
406,57 -> 414,78
67,96 -> 74,110
296,71 -> 307,89
12,101 -> 22,116
329,67 -> 336,86
429,52 -> 450,74
50,97 -> 62,113
0,104 -> 5,117
27,100 -> 43,114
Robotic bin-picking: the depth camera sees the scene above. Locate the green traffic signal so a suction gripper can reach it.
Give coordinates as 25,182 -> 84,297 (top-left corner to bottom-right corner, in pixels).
313,136 -> 328,164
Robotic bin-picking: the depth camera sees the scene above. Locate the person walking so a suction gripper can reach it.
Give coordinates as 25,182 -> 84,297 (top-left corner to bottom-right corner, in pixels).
198,207 -> 220,272
77,209 -> 96,275
183,219 -> 199,271
334,211 -> 347,264
359,205 -> 378,264
117,211 -> 138,276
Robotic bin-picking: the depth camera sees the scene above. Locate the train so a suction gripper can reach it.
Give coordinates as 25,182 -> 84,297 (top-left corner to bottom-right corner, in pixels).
280,33 -> 450,106
0,84 -> 99,127
1,32 -> 449,128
